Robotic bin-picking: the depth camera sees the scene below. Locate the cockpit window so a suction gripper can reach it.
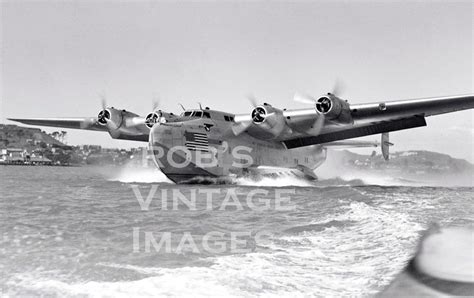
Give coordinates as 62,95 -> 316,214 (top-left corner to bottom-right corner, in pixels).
182,110 -> 208,118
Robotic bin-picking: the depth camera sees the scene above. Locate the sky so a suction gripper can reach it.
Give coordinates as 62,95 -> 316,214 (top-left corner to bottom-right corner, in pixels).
1,1 -> 473,162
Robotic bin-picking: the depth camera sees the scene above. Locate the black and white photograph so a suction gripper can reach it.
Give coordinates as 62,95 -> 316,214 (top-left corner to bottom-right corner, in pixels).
1,0 -> 473,296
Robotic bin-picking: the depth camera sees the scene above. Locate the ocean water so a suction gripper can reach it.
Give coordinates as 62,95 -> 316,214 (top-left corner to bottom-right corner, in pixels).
1,165 -> 473,297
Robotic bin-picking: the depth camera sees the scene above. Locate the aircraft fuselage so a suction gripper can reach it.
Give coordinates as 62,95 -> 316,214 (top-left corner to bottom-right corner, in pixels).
148,108 -> 326,183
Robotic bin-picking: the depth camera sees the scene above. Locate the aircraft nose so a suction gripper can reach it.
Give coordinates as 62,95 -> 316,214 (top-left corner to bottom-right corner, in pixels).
148,123 -> 186,168
149,123 -> 175,148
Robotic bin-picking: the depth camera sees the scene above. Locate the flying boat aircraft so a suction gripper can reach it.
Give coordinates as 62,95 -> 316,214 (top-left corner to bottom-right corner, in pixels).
9,90 -> 474,183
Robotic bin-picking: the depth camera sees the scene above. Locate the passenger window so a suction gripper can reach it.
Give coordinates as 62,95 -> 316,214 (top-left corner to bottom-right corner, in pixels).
203,112 -> 211,118
224,116 -> 229,121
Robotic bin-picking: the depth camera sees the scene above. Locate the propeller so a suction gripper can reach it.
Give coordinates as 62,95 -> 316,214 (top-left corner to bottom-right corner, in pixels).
293,92 -> 331,114
142,97 -> 169,128
231,94 -> 261,135
97,109 -> 111,125
294,78 -> 345,104
100,95 -> 107,110
307,113 -> 325,135
251,106 -> 266,123
293,80 -> 350,136
126,116 -> 147,127
94,93 -> 121,132
293,92 -> 317,105
97,92 -> 111,124
144,110 -> 163,128
126,97 -> 162,128
331,78 -> 345,97
231,118 -> 252,135
247,94 -> 258,108
152,96 -> 160,112
293,93 -> 326,134
79,117 -> 100,129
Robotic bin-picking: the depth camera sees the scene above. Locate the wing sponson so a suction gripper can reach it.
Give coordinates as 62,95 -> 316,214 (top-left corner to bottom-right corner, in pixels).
284,115 -> 426,149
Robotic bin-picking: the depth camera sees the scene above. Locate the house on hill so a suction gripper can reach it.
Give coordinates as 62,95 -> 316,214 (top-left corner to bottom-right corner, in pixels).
0,148 -> 52,165
0,148 -> 26,164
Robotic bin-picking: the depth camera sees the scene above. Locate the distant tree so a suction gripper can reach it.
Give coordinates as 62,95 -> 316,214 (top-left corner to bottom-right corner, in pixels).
39,141 -> 47,149
44,150 -> 54,161
57,150 -> 71,165
69,152 -> 83,165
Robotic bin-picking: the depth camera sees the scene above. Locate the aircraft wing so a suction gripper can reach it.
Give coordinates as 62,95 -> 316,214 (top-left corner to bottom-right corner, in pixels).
349,94 -> 474,123
8,108 -> 151,142
283,94 -> 474,149
7,117 -> 107,131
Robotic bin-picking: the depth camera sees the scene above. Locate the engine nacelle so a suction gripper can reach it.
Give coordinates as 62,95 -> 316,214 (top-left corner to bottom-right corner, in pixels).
248,103 -> 287,139
97,107 -> 124,127
145,111 -> 166,128
145,110 -> 178,128
97,107 -> 147,139
315,94 -> 353,124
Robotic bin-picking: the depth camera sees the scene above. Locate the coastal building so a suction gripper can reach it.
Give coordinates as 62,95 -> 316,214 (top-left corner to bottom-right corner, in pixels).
0,148 -> 52,165
0,148 -> 26,164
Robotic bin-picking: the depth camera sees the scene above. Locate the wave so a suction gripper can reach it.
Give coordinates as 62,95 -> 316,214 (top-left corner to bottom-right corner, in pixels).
283,220 -> 358,234
7,200 -> 426,297
102,160 -> 460,187
107,165 -> 173,184
234,176 -> 315,187
107,168 -> 357,188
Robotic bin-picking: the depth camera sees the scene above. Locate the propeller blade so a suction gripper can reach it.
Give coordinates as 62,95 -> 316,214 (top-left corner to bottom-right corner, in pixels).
232,121 -> 252,136
105,118 -> 119,130
331,78 -> 345,97
246,94 -> 258,108
231,95 -> 260,136
98,92 -> 107,110
80,117 -> 99,129
294,92 -> 316,104
307,114 -> 325,135
152,99 -> 159,112
126,117 -> 146,127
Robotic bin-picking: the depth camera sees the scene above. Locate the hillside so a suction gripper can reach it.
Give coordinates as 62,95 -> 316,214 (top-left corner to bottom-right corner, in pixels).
0,124 -> 69,149
320,149 -> 474,186
333,149 -> 474,174
0,124 -> 145,166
